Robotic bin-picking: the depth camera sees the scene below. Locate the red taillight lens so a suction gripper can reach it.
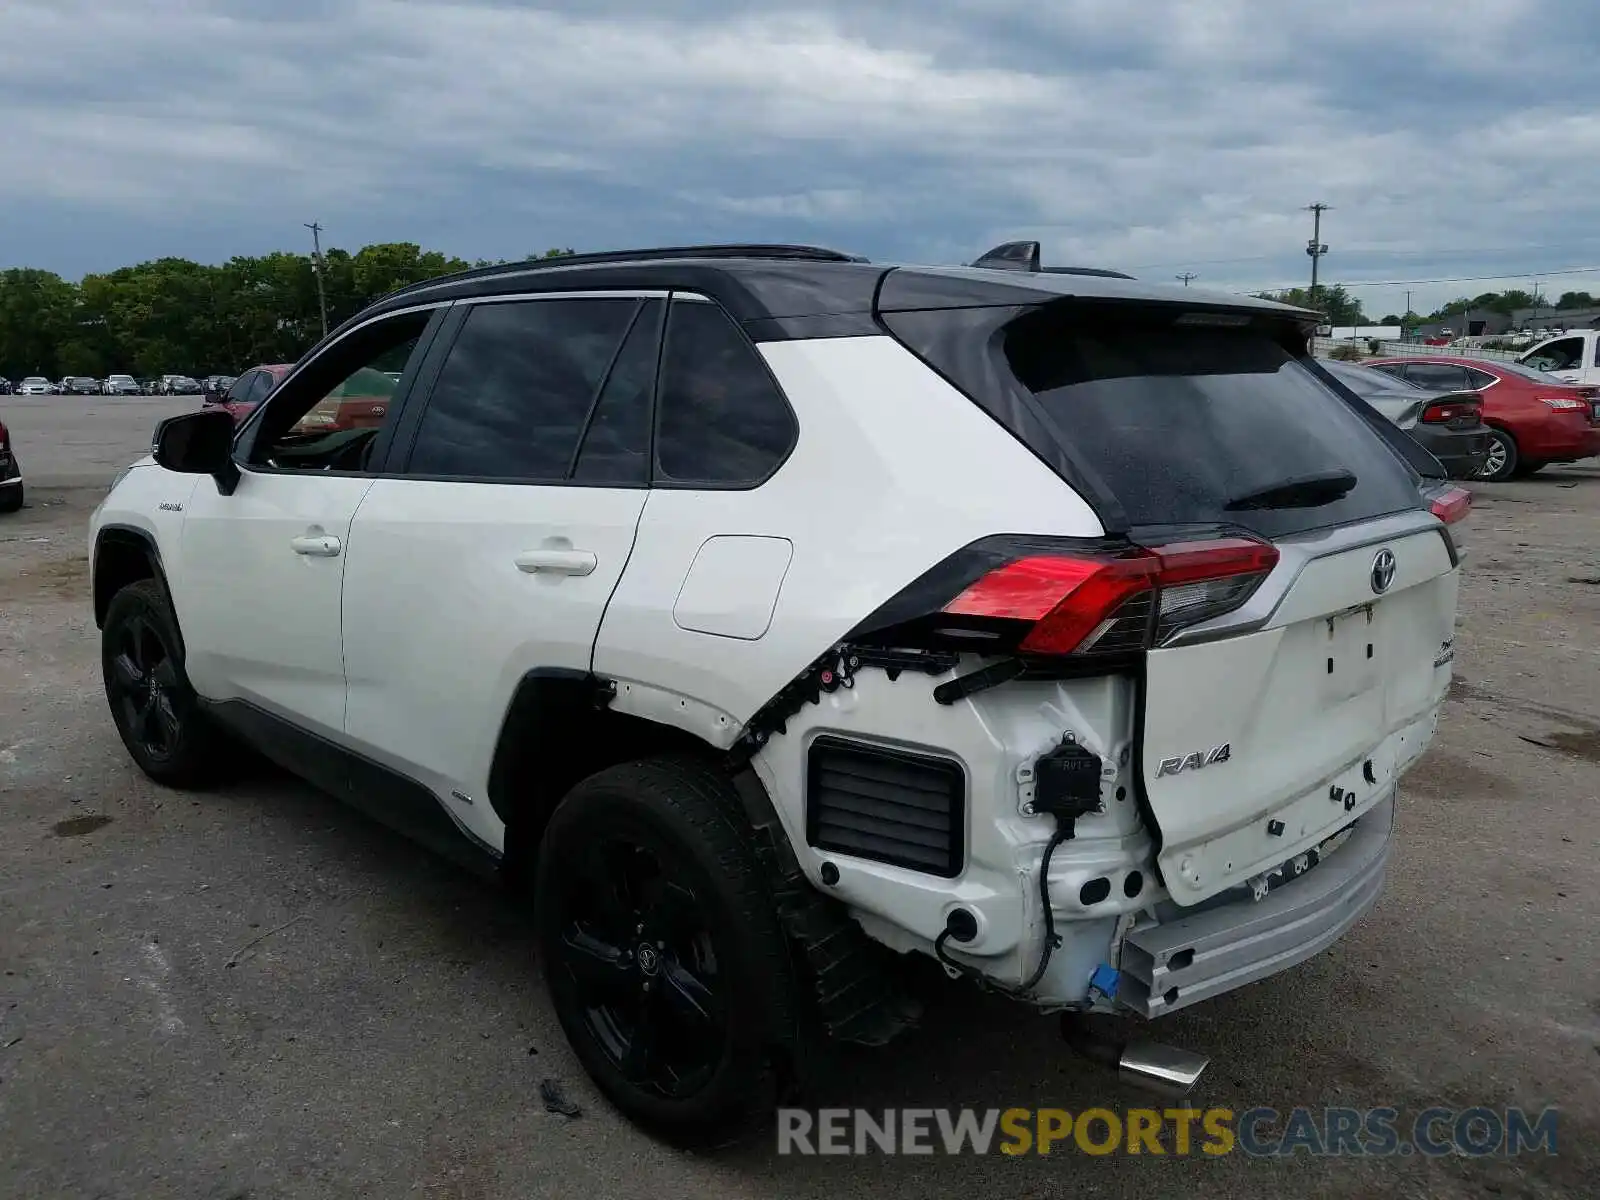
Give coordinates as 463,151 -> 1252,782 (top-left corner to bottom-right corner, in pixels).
944,538 -> 1278,656
1421,400 -> 1480,424
1428,485 -> 1471,525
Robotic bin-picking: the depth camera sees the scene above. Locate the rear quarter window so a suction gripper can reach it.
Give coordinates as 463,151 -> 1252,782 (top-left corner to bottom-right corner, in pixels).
1001,315 -> 1422,538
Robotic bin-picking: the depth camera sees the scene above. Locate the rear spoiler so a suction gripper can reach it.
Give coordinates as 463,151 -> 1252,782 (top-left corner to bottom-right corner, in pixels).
970,240 -> 1135,279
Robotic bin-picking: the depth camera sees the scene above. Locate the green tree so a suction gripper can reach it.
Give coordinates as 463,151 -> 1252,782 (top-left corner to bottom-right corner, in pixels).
1255,284 -> 1365,326
1556,290 -> 1595,309
0,269 -> 78,378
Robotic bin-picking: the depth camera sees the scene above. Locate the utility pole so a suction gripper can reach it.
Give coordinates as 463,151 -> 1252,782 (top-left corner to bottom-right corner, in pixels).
1304,202 -> 1331,302
1403,289 -> 1412,341
304,221 -> 328,339
1176,272 -> 1198,287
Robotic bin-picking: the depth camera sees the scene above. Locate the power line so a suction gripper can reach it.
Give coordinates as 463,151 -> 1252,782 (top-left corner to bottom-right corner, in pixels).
1248,263 -> 1600,291
1127,237 -> 1600,273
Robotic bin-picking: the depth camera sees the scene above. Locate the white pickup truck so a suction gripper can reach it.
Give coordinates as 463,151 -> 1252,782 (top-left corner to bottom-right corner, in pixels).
1520,328 -> 1600,386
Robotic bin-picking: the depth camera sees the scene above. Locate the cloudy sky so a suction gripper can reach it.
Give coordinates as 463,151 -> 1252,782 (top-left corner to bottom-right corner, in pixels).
5,0 -> 1599,314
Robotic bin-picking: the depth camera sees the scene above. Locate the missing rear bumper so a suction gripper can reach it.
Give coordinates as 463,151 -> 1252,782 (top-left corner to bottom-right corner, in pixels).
1117,793 -> 1393,1017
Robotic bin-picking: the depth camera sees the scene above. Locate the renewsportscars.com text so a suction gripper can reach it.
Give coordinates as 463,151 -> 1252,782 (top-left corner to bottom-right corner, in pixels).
776,1106 -> 1559,1157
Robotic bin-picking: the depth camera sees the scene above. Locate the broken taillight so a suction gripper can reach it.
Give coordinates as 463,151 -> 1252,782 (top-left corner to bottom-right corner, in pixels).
943,537 -> 1279,656
1427,485 -> 1472,525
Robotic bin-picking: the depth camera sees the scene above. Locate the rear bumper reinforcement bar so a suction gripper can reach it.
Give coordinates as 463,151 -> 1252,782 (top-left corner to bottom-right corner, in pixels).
1117,792 -> 1394,1017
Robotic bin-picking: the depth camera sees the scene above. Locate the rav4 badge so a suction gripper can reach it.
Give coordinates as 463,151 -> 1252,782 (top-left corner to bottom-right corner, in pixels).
1156,744 -> 1231,777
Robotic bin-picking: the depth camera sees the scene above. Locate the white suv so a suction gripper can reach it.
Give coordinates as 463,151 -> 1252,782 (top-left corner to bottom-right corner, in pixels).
89,244 -> 1470,1145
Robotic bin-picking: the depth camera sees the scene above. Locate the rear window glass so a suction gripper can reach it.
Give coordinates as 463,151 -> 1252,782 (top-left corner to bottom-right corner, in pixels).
1001,318 -> 1422,537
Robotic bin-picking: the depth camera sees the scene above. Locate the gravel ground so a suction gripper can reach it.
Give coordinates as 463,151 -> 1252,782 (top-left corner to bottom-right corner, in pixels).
2,398 -> 1597,1198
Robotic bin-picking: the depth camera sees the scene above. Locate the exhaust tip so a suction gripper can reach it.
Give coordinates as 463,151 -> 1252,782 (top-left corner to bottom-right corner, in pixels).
1118,1039 -> 1210,1100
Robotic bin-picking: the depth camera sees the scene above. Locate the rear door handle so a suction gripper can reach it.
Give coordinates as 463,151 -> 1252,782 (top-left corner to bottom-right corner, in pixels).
514,549 -> 597,577
290,534 -> 342,557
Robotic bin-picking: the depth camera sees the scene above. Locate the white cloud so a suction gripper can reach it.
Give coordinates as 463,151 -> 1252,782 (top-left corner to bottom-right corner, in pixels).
2,0 -> 1598,312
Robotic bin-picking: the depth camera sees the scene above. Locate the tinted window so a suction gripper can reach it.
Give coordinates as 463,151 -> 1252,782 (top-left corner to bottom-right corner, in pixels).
1465,367 -> 1499,390
1401,363 -> 1469,391
573,300 -> 662,485
1000,317 -> 1421,537
223,371 -> 255,402
1366,362 -> 1408,382
655,300 -> 796,485
1321,359 -> 1423,397
408,299 -> 638,480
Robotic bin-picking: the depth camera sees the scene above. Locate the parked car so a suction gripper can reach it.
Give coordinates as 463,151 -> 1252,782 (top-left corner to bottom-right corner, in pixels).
103,374 -> 142,396
60,376 -> 102,395
1367,355 -> 1600,480
1519,328 -> 1600,387
0,378 -> 12,395
16,376 -> 55,395
1318,358 -> 1489,479
0,412 -> 21,512
160,375 -> 202,395
92,243 -> 1468,1146
202,365 -> 291,423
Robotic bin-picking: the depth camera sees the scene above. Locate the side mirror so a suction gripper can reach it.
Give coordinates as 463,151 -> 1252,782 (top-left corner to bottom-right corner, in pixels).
152,409 -> 240,495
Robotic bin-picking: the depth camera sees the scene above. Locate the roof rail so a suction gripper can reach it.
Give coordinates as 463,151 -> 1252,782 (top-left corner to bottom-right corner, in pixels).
531,244 -> 867,267
378,244 -> 870,302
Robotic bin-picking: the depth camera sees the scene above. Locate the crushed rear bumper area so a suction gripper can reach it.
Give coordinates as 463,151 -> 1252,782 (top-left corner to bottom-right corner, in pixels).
1117,792 -> 1394,1017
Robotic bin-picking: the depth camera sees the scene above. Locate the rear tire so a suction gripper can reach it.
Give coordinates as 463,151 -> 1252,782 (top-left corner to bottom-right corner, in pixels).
535,757 -> 798,1148
1477,428 -> 1518,481
0,484 -> 21,514
1513,460 -> 1546,478
101,579 -> 228,787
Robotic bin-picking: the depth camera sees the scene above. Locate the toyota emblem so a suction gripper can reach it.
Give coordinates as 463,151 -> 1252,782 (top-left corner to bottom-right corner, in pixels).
371,405 -> 385,416
1370,549 -> 1397,595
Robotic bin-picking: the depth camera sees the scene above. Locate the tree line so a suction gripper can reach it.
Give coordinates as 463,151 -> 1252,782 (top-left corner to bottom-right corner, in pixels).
0,244 -> 572,381
7,243 -> 1595,381
1253,283 -> 1597,329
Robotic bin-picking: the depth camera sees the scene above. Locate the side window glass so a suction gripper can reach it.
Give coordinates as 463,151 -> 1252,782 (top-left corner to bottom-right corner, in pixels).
1465,367 -> 1498,390
246,371 -> 275,405
224,372 -> 254,403
654,299 -> 797,485
407,298 -> 638,481
572,300 -> 663,485
1527,337 -> 1582,371
249,310 -> 431,472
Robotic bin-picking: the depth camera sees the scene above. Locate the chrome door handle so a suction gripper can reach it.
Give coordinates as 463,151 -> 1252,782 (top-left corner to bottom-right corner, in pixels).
514,549 -> 597,577
290,534 -> 342,557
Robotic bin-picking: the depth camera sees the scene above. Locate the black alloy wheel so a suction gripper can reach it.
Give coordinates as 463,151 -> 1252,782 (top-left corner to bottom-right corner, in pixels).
106,608 -> 183,764
554,829 -> 725,1098
101,579 -> 225,786
536,759 -> 797,1146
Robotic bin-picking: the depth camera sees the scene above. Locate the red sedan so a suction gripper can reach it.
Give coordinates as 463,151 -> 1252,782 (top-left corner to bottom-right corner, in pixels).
204,364 -> 293,423
1366,355 -> 1600,481
203,363 -> 397,432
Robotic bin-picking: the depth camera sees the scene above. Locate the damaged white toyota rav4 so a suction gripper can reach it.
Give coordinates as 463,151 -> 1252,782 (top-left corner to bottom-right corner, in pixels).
90,242 -> 1469,1145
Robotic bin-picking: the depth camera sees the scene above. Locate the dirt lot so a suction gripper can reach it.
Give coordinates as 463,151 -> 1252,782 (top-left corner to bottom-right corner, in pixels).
2,398 -> 1598,1199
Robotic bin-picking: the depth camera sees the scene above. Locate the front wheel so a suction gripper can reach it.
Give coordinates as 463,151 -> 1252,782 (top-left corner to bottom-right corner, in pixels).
535,758 -> 798,1147
0,484 -> 21,514
101,579 -> 227,787
1476,428 -> 1519,481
